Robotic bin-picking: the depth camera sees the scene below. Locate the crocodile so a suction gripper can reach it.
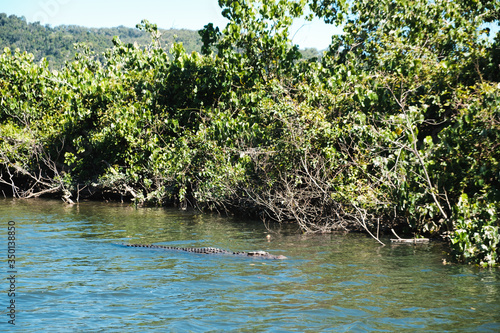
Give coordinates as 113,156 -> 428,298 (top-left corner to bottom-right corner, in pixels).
123,243 -> 287,259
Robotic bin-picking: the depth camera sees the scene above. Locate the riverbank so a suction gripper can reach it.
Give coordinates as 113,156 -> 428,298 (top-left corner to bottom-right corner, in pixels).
1,1 -> 499,266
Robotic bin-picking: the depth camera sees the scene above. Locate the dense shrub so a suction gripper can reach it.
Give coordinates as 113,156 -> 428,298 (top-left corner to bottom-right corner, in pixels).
1,1 -> 498,265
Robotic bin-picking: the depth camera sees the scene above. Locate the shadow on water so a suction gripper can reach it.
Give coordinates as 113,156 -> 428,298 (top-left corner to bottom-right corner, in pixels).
1,198 -> 499,332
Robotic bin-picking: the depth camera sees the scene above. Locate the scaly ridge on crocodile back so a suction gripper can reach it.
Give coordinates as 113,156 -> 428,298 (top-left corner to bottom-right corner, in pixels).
123,244 -> 287,259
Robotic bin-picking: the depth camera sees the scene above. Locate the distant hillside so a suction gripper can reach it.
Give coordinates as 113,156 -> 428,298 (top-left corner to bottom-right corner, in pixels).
0,13 -> 321,68
0,13 -> 204,68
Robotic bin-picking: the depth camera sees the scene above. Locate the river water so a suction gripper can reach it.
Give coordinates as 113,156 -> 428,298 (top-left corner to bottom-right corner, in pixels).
1,198 -> 499,332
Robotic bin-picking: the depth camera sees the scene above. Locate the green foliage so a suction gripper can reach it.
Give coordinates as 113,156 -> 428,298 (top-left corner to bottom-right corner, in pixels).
205,0 -> 305,86
309,0 -> 500,265
450,194 -> 499,267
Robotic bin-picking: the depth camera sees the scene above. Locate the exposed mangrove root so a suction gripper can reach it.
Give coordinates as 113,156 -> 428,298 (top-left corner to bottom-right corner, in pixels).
390,229 -> 429,244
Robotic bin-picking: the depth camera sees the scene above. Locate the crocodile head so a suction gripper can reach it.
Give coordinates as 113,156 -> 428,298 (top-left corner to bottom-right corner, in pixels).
273,254 -> 288,259
247,251 -> 287,259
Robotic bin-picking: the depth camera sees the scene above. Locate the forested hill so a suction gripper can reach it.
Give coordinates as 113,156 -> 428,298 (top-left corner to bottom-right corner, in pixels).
0,13 -> 322,68
0,13 -> 204,68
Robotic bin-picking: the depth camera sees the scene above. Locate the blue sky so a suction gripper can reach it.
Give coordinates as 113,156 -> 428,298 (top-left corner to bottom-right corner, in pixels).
1,0 -> 340,49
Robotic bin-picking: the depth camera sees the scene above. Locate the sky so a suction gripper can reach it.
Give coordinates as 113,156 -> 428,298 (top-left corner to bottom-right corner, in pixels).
0,0 -> 341,50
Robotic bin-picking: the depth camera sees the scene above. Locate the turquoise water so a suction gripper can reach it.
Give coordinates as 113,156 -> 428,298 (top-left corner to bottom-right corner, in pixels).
1,198 -> 499,332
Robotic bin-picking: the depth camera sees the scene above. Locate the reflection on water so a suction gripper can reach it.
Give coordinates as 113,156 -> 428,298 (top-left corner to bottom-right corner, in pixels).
1,198 -> 499,332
